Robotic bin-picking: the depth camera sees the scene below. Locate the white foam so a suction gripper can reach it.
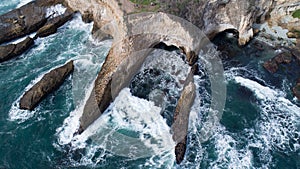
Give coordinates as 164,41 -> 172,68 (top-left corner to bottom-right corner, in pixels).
63,13 -> 92,31
57,88 -> 175,166
74,88 -> 173,154
211,128 -> 253,169
16,0 -> 33,8
184,72 -> 299,168
235,76 -> 300,153
56,79 -> 95,145
235,76 -> 277,100
46,4 -> 67,19
235,76 -> 300,116
142,49 -> 190,89
7,32 -> 36,45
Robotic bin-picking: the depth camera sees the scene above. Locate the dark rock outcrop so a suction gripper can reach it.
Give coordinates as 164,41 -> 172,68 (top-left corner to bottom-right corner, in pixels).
0,0 -> 74,62
0,44 -> 15,62
0,0 -> 72,44
0,2 -> 47,44
19,61 -> 74,110
0,37 -> 34,62
293,78 -> 300,100
35,9 -> 74,38
263,52 -> 293,73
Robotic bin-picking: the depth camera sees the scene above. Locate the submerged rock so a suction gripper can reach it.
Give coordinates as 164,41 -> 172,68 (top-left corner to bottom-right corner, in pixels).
0,37 -> 34,62
263,59 -> 279,74
263,52 -> 293,73
19,61 -> 74,110
292,79 -> 300,100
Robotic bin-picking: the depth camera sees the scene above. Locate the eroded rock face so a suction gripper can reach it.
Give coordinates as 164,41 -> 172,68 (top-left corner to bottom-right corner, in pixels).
20,61 -> 74,110
160,0 -> 275,45
269,0 -> 300,34
0,37 -> 34,63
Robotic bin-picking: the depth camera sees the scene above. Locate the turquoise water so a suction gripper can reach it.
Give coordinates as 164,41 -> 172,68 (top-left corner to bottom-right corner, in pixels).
1,1 -> 300,169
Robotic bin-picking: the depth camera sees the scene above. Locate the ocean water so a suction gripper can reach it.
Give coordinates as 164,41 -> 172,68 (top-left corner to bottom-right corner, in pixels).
0,1 -> 300,169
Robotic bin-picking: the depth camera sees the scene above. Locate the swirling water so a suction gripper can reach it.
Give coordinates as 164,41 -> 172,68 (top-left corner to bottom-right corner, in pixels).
0,1 -> 300,169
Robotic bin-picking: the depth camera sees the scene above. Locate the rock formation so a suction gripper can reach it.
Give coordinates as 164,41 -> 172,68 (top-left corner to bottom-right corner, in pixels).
75,11 -> 209,132
160,0 -> 275,45
64,0 -> 298,164
20,61 -> 74,110
0,0 -> 73,62
172,71 -> 196,164
3,0 -> 294,164
0,37 -> 34,63
268,0 -> 300,38
0,0 -> 64,44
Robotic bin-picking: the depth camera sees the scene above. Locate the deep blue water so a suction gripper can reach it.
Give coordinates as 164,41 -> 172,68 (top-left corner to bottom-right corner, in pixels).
0,1 -> 299,169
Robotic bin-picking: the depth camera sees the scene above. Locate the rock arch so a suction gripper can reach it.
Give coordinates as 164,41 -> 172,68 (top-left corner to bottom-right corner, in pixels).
78,12 -> 211,132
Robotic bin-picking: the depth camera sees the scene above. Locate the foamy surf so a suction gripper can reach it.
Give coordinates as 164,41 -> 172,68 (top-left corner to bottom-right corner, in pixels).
46,4 -> 67,19
8,60 -> 73,123
8,14 -> 110,124
16,0 -> 33,8
235,76 -> 300,154
57,88 -> 175,167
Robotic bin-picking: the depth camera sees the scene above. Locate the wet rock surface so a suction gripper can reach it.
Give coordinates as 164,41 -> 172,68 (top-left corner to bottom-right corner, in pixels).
35,9 -> 73,38
19,61 -> 74,110
0,37 -> 34,62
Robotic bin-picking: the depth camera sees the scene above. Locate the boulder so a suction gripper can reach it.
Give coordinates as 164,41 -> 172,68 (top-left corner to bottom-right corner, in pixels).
0,37 -> 34,63
13,37 -> 34,55
19,61 -> 74,110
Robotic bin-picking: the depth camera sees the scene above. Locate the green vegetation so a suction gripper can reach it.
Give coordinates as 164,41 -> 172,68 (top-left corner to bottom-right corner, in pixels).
292,9 -> 300,18
129,0 -> 156,5
129,0 -> 161,13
